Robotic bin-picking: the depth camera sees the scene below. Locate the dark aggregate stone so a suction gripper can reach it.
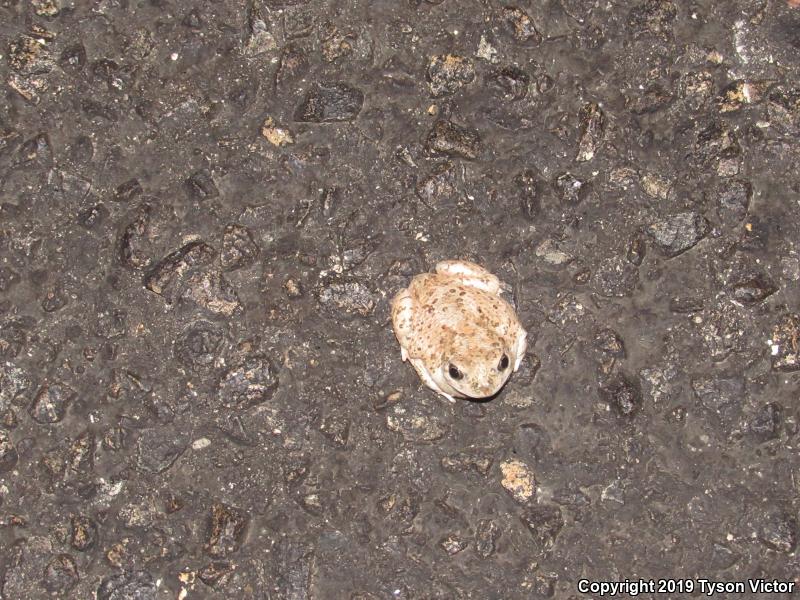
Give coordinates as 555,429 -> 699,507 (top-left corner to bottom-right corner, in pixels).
19,133 -> 54,165
205,501 -> 248,557
700,303 -> 751,363
425,120 -> 482,160
531,574 -> 558,598
386,411 -> 447,442
715,179 -> 752,224
717,80 -> 768,113
183,8 -> 203,29
575,102 -> 605,162
553,172 -> 588,205
218,356 -> 279,409
427,54 -> 475,98
42,553 -> 79,593
8,34 -> 52,75
41,284 -> 69,312
594,328 -> 626,366
708,543 -> 739,571
97,570 -> 157,600
70,514 -> 98,551
647,212 -> 710,257
626,236 -> 646,265
670,295 -> 704,313
77,203 -> 109,230
29,382 -> 76,424
439,534 -> 468,555
1,407 -> 18,428
118,204 -> 154,269
521,505 -> 564,552
749,402 -> 782,441
0,363 -> 31,409
317,281 -> 376,316
691,376 -> 744,416
0,321 -> 31,361
276,44 -> 310,87
136,427 -> 189,474
94,307 -> 128,340
758,513 -> 797,553
174,320 -> 225,370
440,448 -> 493,476
770,314 -> 800,371
215,413 -> 256,447
488,65 -> 530,101
474,519 -> 500,558
694,121 -> 742,175
114,179 -> 143,203
90,59 -> 121,88
220,224 -> 259,271
514,169 -> 541,220
180,270 -> 242,316
102,426 -> 126,452
144,240 -> 216,302
295,82 -> 364,122
628,0 -> 677,38
415,161 -> 457,205
272,539 -> 314,598
502,6 -> 542,45
731,274 -> 777,304
185,169 -> 219,201
82,99 -> 119,122
601,376 -> 642,417
198,562 -> 234,587
65,430 -> 96,479
482,105 -> 534,131
243,8 -> 277,57
767,86 -> 800,130
0,430 -> 18,472
59,43 -> 86,71
736,215 -> 770,252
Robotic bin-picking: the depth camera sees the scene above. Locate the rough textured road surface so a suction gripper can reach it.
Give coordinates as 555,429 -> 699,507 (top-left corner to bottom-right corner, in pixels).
1,0 -> 800,598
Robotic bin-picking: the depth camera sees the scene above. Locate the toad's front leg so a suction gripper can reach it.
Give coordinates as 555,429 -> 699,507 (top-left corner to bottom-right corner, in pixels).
410,358 -> 457,403
512,327 -> 527,371
391,290 -> 416,362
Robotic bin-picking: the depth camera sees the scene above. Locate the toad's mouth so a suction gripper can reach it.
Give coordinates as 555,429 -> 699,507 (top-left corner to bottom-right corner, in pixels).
449,378 -> 508,400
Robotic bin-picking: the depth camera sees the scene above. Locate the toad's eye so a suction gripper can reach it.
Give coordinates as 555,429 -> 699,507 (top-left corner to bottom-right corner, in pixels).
448,364 -> 464,380
497,354 -> 509,371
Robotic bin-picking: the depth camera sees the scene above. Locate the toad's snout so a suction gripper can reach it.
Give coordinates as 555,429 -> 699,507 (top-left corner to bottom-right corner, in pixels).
478,382 -> 502,397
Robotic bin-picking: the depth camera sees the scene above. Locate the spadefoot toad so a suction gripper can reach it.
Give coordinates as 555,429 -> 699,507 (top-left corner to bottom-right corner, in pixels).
391,260 -> 527,402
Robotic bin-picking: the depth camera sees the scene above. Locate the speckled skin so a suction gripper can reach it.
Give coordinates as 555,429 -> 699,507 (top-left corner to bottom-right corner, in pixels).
391,260 -> 527,402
